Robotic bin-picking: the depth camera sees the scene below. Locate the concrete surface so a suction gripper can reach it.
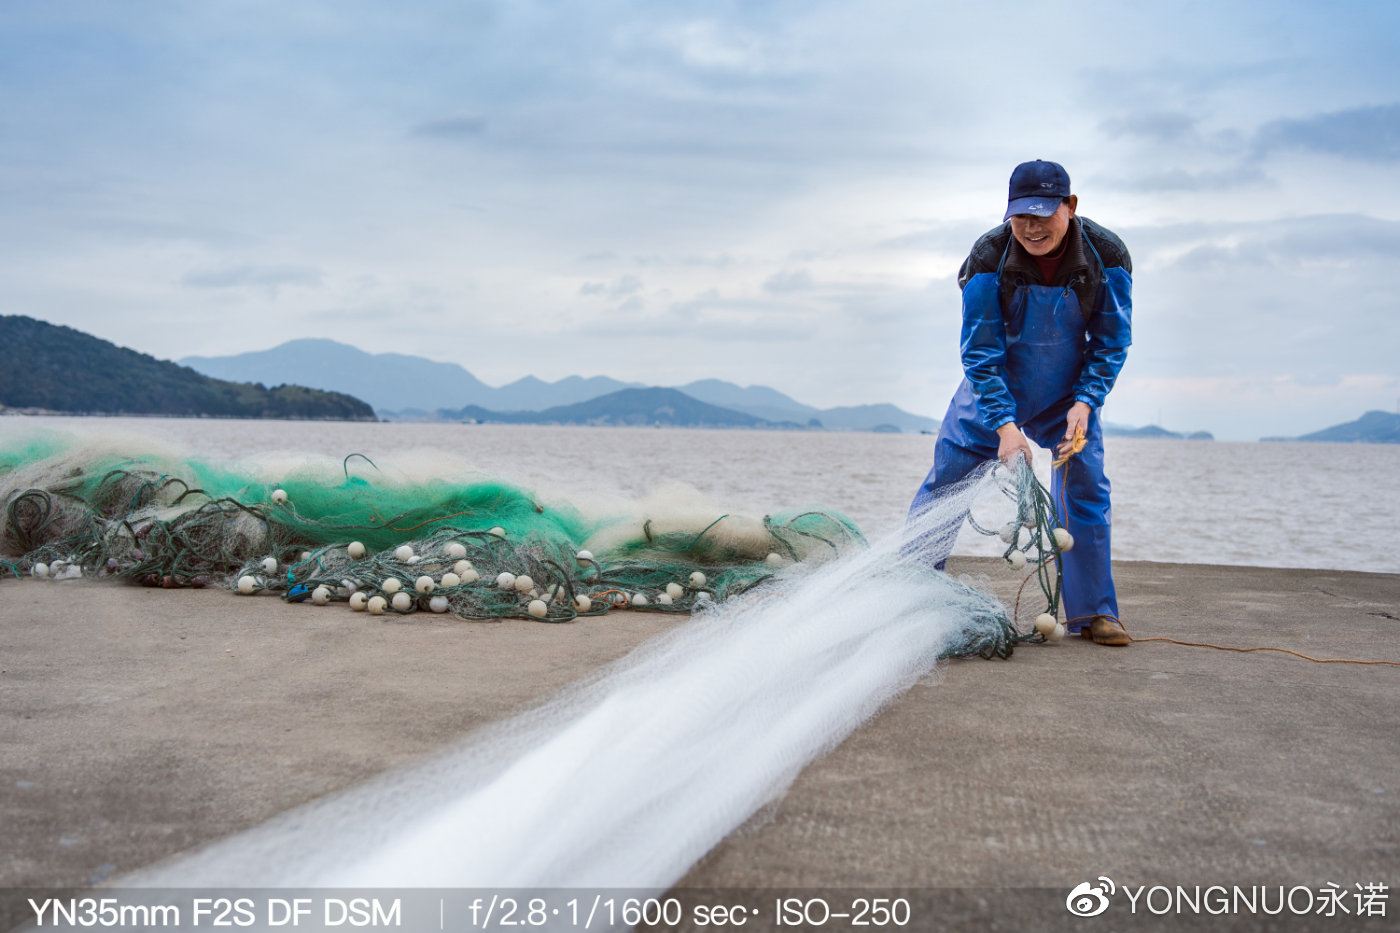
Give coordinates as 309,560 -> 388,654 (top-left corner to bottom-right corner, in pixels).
676,560 -> 1399,930
2,560 -> 1397,931
0,583 -> 678,890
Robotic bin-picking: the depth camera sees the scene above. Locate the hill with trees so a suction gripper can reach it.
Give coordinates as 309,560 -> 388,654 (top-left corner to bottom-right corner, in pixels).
0,316 -> 376,420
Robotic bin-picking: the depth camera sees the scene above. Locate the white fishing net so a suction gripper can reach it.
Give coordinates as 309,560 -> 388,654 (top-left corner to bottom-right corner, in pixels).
126,463 -> 1009,893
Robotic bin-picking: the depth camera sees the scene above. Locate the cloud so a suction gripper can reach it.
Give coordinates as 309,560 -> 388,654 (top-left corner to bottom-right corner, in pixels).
1147,213 -> 1400,270
1099,111 -> 1200,144
876,222 -> 1001,254
1289,372 -> 1342,388
1120,214 -> 1400,397
1254,103 -> 1400,162
180,264 -> 322,293
1089,103 -> 1399,203
609,16 -> 803,90
1167,242 -> 1257,273
578,292 -> 810,341
1079,58 -> 1292,112
634,253 -> 735,268
651,20 -> 777,76
762,269 -> 813,293
1090,103 -> 1400,200
572,286 -> 819,341
1101,165 -> 1271,193
305,303 -> 398,324
578,274 -> 643,298
5,1 -> 1400,440
1091,107 -> 1269,193
410,113 -> 488,139
1266,213 -> 1400,261
1110,373 -> 1399,439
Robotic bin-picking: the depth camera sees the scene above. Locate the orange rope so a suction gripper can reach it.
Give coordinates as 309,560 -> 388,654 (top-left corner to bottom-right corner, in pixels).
592,589 -> 633,607
1012,567 -> 1039,620
1031,424 -> 1396,667
1065,614 -> 1400,667
1049,425 -> 1080,531
1129,638 -> 1400,666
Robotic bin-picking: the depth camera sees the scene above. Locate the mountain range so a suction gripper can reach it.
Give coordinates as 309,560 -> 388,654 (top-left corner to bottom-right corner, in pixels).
182,339 -> 941,433
4,321 -> 1385,440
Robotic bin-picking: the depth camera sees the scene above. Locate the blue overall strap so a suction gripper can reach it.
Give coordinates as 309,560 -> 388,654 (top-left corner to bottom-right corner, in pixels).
1071,232 -> 1133,409
959,271 -> 1017,430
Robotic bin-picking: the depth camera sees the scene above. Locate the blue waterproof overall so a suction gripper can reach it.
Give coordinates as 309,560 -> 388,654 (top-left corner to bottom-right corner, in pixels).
909,236 -> 1132,632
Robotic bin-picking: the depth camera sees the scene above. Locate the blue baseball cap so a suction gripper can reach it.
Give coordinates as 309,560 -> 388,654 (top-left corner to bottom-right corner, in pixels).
1003,160 -> 1071,222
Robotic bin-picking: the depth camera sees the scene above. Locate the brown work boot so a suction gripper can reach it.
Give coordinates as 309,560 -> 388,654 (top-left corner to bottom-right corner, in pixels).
1080,616 -> 1130,646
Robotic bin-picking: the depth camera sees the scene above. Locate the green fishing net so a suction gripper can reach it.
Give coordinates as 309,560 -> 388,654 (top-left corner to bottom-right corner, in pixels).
0,436 -> 865,624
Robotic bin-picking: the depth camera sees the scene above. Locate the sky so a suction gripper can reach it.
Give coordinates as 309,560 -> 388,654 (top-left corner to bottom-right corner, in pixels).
2,1 -> 1398,440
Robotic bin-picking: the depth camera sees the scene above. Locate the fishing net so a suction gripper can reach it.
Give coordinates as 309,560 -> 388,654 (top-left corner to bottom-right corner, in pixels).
1,433 -> 1025,659
962,457 -> 1076,640
2,429 -> 1084,663
123,461 -> 1023,892
3,429 -> 1089,895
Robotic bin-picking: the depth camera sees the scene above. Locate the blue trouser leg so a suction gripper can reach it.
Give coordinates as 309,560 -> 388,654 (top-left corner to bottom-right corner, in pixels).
1024,410 -> 1117,632
906,381 -> 997,570
914,268 -> 1125,629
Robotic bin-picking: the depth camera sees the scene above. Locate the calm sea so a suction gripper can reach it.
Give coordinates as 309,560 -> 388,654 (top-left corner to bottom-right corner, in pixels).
3,417 -> 1396,574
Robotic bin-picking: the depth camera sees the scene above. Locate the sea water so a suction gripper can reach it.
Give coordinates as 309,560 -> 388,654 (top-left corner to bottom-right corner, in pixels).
2,417 -> 1395,574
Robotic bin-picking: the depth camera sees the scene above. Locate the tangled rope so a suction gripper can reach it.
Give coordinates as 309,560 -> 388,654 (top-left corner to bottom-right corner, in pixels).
965,457 -> 1074,643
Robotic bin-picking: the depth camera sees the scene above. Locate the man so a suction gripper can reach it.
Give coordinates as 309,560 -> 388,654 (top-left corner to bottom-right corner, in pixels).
909,160 -> 1133,646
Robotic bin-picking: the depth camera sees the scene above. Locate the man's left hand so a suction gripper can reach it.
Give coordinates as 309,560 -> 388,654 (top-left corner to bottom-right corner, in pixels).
1058,402 -> 1092,457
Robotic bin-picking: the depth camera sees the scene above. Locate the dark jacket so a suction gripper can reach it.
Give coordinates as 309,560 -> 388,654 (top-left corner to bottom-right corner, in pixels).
957,215 -> 1131,317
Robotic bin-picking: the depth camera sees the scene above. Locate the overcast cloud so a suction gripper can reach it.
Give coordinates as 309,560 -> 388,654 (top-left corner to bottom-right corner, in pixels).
1,0 -> 1397,439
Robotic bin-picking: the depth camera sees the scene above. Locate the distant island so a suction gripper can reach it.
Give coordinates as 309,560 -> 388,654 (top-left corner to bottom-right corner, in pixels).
0,316 -> 376,421
1262,410 -> 1400,444
1102,422 -> 1214,440
428,387 -> 804,429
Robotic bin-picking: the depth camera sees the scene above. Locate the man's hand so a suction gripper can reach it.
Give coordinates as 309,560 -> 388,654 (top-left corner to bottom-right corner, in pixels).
996,422 -> 1034,468
1058,401 -> 1092,457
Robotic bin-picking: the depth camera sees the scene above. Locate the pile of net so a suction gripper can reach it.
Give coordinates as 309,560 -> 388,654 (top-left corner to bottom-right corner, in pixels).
0,434 -> 1030,658
5,433 -> 1075,660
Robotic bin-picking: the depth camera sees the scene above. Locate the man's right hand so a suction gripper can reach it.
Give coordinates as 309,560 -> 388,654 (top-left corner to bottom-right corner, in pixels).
996,422 -> 1035,468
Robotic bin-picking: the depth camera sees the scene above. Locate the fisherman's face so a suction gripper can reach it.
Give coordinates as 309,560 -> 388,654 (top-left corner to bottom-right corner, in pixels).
1010,195 -> 1078,256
